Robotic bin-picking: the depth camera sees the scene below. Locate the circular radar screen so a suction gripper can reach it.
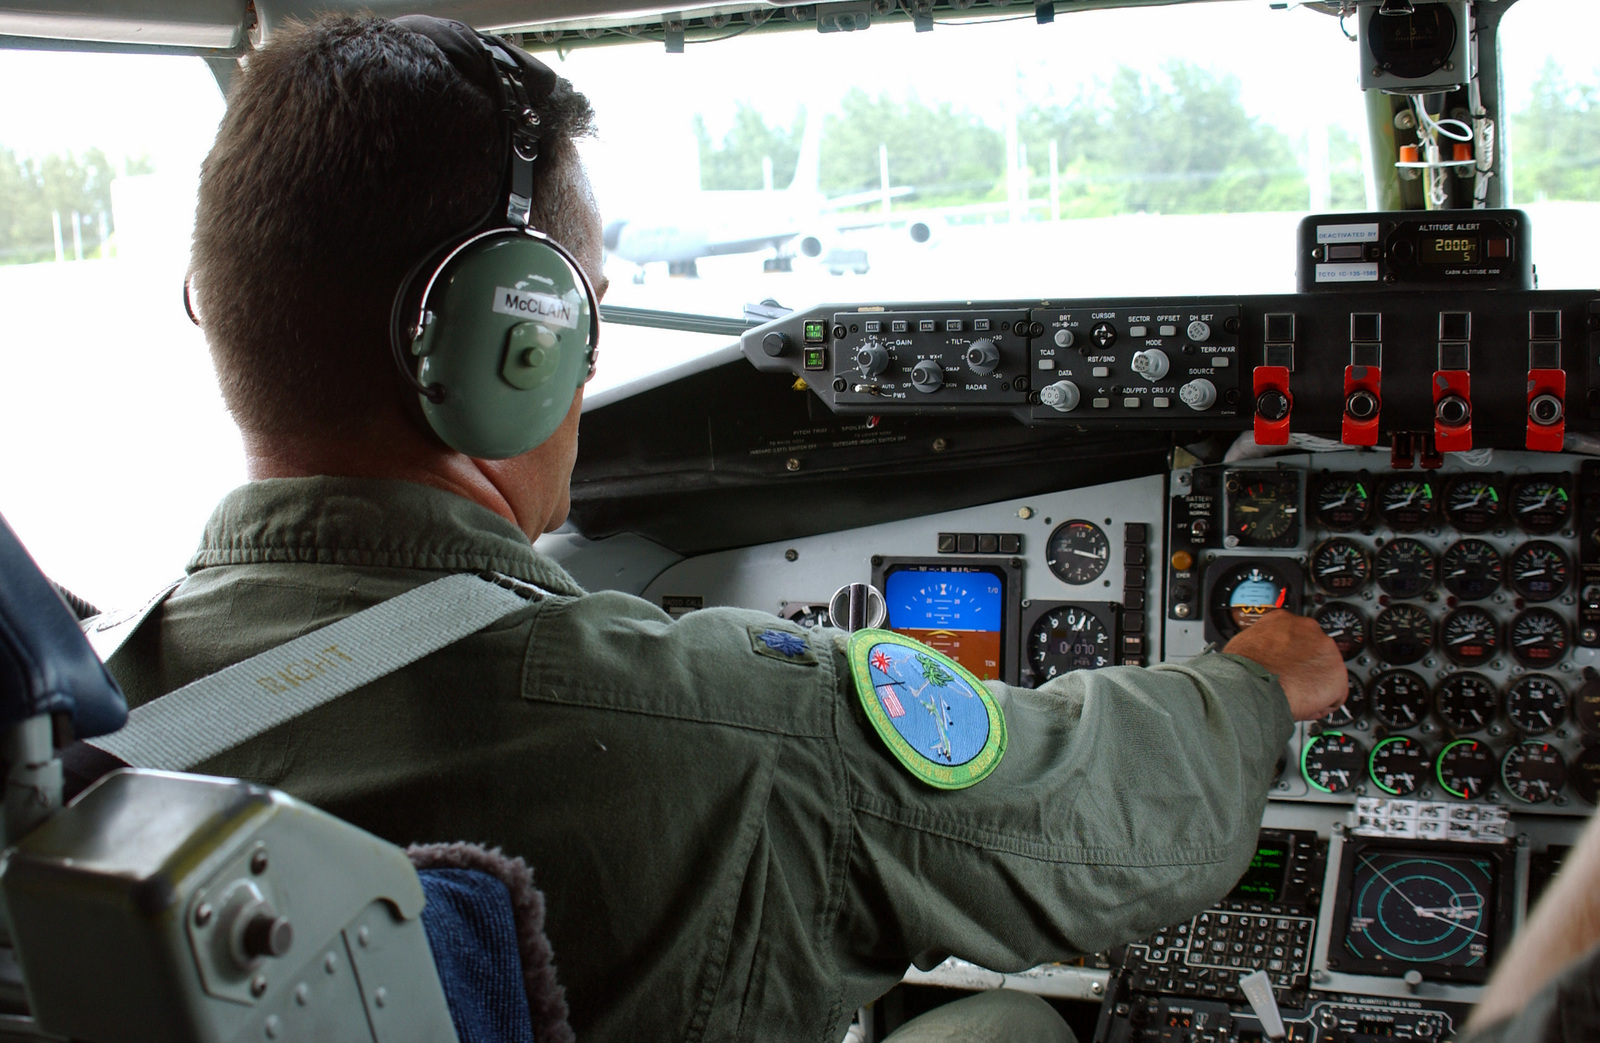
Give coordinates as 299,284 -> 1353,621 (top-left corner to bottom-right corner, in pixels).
1325,672 -> 1368,726
1370,735 -> 1430,796
1315,602 -> 1368,661
1311,538 -> 1371,595
1509,541 -> 1570,602
1510,608 -> 1568,668
1370,669 -> 1430,728
1342,849 -> 1495,971
1437,739 -> 1497,800
1442,476 -> 1503,533
1372,605 -> 1434,666
1440,540 -> 1502,601
1045,520 -> 1109,585
1026,605 -> 1111,682
1440,606 -> 1499,668
1505,674 -> 1566,735
1314,474 -> 1373,531
1375,538 -> 1436,599
1227,471 -> 1301,547
1435,673 -> 1497,732
1502,742 -> 1566,804
1510,476 -> 1571,535
1379,477 -> 1437,533
1303,731 -> 1365,793
1206,561 -> 1295,641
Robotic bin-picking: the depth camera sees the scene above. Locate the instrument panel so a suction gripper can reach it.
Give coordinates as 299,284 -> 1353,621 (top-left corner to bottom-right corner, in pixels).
560,446 -> 1595,1036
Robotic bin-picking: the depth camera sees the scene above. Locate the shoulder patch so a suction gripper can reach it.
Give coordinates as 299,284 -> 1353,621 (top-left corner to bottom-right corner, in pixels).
847,629 -> 1006,789
747,624 -> 818,666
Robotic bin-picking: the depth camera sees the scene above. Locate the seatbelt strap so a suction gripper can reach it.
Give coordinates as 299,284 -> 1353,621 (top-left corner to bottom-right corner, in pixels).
85,573 -> 538,772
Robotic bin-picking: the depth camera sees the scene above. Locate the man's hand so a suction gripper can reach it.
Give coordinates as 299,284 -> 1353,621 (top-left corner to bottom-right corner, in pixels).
1222,610 -> 1346,722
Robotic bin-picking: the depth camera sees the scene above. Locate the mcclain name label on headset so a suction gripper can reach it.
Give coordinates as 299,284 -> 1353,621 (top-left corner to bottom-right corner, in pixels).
493,286 -> 581,328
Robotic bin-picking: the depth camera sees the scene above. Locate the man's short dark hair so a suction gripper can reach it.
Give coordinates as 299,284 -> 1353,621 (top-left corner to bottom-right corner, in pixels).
190,15 -> 595,444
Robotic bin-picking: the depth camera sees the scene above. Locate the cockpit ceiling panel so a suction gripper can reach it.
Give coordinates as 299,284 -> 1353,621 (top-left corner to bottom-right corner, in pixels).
0,0 -> 1247,51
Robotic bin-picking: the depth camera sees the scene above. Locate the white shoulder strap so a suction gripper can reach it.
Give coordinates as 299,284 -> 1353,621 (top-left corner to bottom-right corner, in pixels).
86,573 -> 537,772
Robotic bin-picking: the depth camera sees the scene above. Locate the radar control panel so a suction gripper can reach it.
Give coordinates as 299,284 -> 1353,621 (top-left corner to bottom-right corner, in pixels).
742,288 -> 1600,451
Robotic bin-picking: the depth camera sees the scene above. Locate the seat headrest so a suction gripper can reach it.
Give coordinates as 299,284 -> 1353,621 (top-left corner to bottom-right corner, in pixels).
0,513 -> 127,741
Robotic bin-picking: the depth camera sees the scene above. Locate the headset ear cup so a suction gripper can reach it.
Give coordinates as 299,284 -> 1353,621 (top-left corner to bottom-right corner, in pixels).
410,230 -> 594,459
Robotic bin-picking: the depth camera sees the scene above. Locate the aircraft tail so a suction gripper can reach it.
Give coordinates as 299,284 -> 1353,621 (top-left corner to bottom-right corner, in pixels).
787,109 -> 822,198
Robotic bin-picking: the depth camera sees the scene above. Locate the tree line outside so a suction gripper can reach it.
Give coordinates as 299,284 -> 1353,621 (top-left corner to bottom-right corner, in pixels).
0,147 -> 150,265
696,58 -> 1599,219
1,58 -> 1592,266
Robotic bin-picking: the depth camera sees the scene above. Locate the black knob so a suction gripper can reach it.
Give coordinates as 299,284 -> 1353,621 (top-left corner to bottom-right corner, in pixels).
242,913 -> 294,959
1530,393 -> 1564,426
1256,388 -> 1291,422
761,332 -> 789,358
1346,388 -> 1380,420
1436,394 -> 1470,427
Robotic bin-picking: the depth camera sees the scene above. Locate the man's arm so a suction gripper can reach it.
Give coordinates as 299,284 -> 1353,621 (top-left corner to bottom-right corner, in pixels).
1221,610 -> 1347,722
1461,810 -> 1600,1038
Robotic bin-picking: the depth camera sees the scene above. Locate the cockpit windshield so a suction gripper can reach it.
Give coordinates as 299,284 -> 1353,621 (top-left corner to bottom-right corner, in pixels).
0,0 -> 1597,603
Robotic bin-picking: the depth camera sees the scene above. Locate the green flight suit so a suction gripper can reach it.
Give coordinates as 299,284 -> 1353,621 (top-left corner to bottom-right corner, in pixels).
107,477 -> 1294,1043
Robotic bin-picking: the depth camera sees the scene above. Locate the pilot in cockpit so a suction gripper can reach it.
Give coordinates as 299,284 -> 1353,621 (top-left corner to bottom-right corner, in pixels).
91,13 -> 1348,1042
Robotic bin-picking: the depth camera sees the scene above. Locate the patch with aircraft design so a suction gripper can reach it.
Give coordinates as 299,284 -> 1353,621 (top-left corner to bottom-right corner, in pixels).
848,629 -> 1006,789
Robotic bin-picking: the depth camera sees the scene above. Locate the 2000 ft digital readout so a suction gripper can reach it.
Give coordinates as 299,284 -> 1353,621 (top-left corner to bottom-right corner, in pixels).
1421,235 -> 1479,264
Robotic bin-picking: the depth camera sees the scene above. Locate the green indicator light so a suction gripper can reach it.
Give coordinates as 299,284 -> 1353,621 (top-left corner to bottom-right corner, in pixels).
1558,489 -> 1570,501
1490,489 -> 1500,502
1357,483 -> 1368,498
803,320 -> 826,344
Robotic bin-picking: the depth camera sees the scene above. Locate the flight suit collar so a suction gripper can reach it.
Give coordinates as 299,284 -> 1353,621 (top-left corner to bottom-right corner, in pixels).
187,476 -> 586,596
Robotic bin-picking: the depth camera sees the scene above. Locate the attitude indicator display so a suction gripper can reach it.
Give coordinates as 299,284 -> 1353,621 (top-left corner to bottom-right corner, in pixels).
881,563 -> 1011,681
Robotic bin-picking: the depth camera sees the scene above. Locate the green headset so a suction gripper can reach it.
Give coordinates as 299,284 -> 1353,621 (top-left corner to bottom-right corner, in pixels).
388,16 -> 600,460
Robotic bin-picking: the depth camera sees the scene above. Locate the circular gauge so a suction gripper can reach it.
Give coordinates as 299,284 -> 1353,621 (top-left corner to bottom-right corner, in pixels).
1311,538 -> 1372,595
1324,672 -> 1368,727
1508,541 -> 1571,602
1574,675 -> 1600,736
1370,735 -> 1430,796
1314,475 -> 1372,531
1228,474 -> 1300,546
1442,476 -> 1504,533
1315,602 -> 1368,661
1045,520 -> 1110,585
1342,850 -> 1492,968
1510,608 -> 1569,668
1435,673 -> 1498,732
1375,538 -> 1437,599
1302,731 -> 1366,793
1570,746 -> 1600,805
1206,561 -> 1296,641
1510,476 -> 1571,535
1439,539 -> 1503,601
1026,605 -> 1112,681
1502,742 -> 1567,804
1379,477 -> 1437,532
1372,605 -> 1434,666
1436,738 -> 1498,800
1370,669 -> 1431,728
1505,674 -> 1567,735
1440,606 -> 1500,668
